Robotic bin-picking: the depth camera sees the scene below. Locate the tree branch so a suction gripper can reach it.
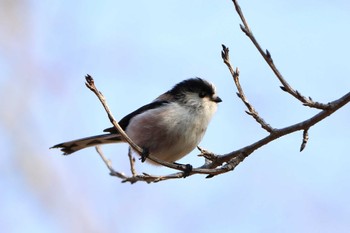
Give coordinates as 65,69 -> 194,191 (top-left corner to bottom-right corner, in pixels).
231,0 -> 330,109
82,0 -> 349,183
221,44 -> 274,133
204,90 -> 350,170
87,69 -> 349,183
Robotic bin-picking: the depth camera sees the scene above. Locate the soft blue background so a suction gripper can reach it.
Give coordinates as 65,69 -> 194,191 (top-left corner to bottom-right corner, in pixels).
1,0 -> 349,232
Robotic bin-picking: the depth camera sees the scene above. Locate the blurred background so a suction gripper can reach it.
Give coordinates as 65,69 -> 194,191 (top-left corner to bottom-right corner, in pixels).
1,0 -> 349,232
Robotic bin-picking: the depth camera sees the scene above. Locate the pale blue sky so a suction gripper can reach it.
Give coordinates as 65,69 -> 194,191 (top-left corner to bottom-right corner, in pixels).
1,1 -> 349,233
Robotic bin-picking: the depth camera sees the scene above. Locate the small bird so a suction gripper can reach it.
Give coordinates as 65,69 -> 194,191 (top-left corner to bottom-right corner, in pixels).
51,78 -> 222,164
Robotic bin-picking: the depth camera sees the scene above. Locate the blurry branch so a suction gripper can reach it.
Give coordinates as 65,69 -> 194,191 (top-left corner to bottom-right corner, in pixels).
86,0 -> 349,183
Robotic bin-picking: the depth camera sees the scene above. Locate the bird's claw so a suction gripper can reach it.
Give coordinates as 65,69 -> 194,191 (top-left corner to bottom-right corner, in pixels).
140,148 -> 149,162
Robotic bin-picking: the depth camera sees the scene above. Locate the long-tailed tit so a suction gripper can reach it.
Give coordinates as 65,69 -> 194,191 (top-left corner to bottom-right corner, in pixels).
51,78 -> 222,164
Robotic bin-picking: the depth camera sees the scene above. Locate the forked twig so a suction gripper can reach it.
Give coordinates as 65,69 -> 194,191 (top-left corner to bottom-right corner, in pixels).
231,0 -> 330,109
95,146 -> 128,180
221,45 -> 274,133
85,76 -> 143,155
82,0 -> 349,184
127,147 -> 137,177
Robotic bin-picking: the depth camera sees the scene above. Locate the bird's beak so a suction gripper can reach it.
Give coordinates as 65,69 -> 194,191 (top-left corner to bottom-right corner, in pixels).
211,96 -> 222,103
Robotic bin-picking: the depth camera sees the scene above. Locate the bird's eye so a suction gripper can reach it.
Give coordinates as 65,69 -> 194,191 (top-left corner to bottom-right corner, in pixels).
199,91 -> 206,98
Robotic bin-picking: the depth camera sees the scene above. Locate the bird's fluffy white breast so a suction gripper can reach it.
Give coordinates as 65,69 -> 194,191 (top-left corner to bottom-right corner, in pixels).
125,100 -> 217,163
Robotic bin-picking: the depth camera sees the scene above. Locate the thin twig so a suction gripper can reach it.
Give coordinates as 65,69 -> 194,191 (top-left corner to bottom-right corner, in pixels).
127,147 -> 137,177
231,0 -> 329,110
197,146 -> 218,163
208,92 -> 350,168
221,45 -> 274,133
85,75 -> 143,154
95,145 -> 182,183
95,146 -> 128,180
84,0 -> 350,184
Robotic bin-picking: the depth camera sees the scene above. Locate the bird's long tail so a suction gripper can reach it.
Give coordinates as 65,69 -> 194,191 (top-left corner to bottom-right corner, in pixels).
50,134 -> 122,155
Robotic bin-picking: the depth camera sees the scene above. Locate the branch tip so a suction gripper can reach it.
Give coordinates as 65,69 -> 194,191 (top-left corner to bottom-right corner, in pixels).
84,74 -> 94,89
266,49 -> 273,62
234,66 -> 238,73
280,86 -> 287,92
239,24 -> 248,35
221,44 -> 229,60
300,129 -> 309,152
221,44 -> 228,51
245,110 -> 253,116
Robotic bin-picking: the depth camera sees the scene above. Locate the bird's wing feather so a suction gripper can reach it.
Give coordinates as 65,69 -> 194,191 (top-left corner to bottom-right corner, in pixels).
103,100 -> 170,133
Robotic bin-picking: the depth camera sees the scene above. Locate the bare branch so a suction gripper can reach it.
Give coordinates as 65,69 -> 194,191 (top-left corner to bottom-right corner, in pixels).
127,147 -> 137,177
207,91 -> 350,169
95,145 -> 183,183
197,146 -> 218,163
85,75 -> 143,155
80,1 -> 350,184
231,0 -> 329,109
95,146 -> 128,180
90,69 -> 349,183
221,45 -> 274,133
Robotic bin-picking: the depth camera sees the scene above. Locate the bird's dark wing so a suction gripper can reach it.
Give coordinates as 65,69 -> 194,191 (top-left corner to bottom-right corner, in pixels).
103,100 -> 170,133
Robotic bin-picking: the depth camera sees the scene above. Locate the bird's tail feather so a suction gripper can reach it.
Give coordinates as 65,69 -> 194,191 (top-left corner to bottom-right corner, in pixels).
50,134 -> 122,155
